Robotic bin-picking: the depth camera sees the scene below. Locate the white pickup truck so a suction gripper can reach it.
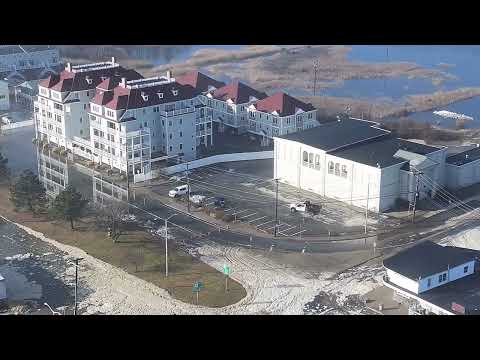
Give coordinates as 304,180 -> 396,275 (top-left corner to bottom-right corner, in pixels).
289,201 -> 321,214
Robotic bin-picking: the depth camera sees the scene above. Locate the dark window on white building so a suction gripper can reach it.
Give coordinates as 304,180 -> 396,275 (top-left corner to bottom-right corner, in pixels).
464,266 -> 469,273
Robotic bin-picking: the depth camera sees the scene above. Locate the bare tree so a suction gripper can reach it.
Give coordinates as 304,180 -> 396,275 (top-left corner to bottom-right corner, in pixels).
92,199 -> 129,243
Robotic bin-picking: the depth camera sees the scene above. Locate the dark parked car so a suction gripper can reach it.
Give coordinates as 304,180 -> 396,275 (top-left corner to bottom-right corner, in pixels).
214,197 -> 226,208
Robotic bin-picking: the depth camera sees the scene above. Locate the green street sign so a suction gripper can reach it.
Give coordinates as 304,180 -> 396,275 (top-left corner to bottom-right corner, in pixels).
223,264 -> 231,276
193,281 -> 204,292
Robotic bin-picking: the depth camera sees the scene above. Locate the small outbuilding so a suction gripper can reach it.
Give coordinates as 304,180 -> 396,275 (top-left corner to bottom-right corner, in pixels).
383,241 -> 476,295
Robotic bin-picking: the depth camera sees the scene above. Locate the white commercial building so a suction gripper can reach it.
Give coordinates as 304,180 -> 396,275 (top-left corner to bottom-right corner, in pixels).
0,80 -> 9,111
445,146 -> 480,190
34,59 -> 143,152
274,118 -> 448,212
384,241 -> 475,295
88,74 -> 211,182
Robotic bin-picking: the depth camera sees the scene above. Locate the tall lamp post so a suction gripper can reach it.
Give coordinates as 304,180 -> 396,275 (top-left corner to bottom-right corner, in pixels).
165,213 -> 178,277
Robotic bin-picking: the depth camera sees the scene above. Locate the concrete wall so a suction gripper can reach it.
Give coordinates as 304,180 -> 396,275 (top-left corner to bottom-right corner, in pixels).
386,269 -> 419,294
161,151 -> 274,175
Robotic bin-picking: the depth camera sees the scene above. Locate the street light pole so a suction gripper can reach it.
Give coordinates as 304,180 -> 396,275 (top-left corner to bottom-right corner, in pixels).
186,161 -> 191,214
165,213 -> 177,278
71,257 -> 83,316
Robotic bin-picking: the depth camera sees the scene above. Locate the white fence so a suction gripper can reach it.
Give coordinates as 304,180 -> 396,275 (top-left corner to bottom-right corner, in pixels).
161,151 -> 274,175
1,119 -> 34,130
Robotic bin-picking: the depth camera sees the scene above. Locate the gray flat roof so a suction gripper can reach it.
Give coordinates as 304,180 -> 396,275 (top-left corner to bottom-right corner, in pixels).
278,119 -> 390,152
331,137 -> 441,168
384,241 -> 475,280
446,146 -> 480,166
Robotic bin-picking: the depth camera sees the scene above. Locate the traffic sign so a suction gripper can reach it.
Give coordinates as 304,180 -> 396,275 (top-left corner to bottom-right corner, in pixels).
223,264 -> 231,276
193,281 -> 204,292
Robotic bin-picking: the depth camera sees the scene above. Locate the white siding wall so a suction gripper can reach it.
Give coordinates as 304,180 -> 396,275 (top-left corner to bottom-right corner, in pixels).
386,269 -> 419,294
446,161 -> 480,190
274,138 -> 387,212
416,260 -> 475,294
0,277 -> 6,300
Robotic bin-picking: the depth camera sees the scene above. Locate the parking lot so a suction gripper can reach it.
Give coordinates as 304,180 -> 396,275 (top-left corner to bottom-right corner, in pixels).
149,159 -> 401,238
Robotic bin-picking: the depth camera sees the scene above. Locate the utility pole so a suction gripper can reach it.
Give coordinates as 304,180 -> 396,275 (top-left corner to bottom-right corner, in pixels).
274,178 -> 279,237
313,60 -> 319,96
364,183 -> 370,234
412,170 -> 423,223
73,257 -> 83,316
186,161 -> 191,214
165,214 -> 177,277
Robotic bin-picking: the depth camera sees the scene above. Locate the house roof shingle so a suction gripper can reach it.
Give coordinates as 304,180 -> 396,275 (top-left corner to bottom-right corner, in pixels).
176,71 -> 225,93
383,241 -> 475,280
209,80 -> 268,104
253,92 -> 315,117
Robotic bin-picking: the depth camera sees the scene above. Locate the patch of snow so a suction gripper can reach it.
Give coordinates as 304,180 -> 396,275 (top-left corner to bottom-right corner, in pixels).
439,226 -> 480,250
4,253 -> 33,261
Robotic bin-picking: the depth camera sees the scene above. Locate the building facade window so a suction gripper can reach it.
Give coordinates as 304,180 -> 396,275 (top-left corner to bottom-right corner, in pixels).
315,155 -> 321,170
179,143 -> 183,150
427,278 -> 431,287
308,153 -> 314,168
303,151 -> 308,166
341,165 -> 348,178
328,161 -> 334,174
464,266 -> 469,273
334,163 -> 340,176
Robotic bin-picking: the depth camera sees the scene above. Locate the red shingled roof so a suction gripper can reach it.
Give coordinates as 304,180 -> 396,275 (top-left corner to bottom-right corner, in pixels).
210,81 -> 267,104
253,92 -> 315,117
176,71 -> 225,93
39,65 -> 143,93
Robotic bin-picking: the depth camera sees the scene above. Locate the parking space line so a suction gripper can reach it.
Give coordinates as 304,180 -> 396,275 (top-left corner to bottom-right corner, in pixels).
240,212 -> 257,220
232,209 -> 250,216
205,202 -> 215,206
223,208 -> 232,212
204,196 -> 215,201
248,216 -> 267,223
280,224 -> 296,232
285,229 -> 307,237
257,219 -> 275,227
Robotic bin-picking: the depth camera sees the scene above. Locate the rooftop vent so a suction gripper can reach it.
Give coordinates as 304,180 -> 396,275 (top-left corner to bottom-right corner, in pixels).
466,154 -> 469,159
172,89 -> 178,96
158,92 -> 164,99
376,163 -> 381,168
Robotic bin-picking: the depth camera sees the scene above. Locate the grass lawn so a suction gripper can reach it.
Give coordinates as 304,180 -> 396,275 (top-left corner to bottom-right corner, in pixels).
0,185 -> 246,308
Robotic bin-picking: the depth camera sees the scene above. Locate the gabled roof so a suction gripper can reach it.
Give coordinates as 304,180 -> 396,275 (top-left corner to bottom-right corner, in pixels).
39,65 -> 143,93
176,71 -> 225,93
252,92 -> 315,117
92,81 -> 201,112
383,241 -> 475,281
209,80 -> 268,104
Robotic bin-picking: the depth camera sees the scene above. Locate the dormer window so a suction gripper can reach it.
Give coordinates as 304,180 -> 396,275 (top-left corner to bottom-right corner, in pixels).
172,89 -> 178,96
85,76 -> 92,85
158,92 -> 164,99
141,92 -> 149,101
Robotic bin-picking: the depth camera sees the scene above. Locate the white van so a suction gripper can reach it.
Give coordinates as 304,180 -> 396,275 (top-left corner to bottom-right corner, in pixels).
169,184 -> 189,198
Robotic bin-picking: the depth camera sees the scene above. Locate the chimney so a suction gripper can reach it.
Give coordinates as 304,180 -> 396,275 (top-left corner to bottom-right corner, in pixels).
166,70 -> 172,81
66,62 -> 72,72
111,57 -> 115,65
120,77 -> 126,88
